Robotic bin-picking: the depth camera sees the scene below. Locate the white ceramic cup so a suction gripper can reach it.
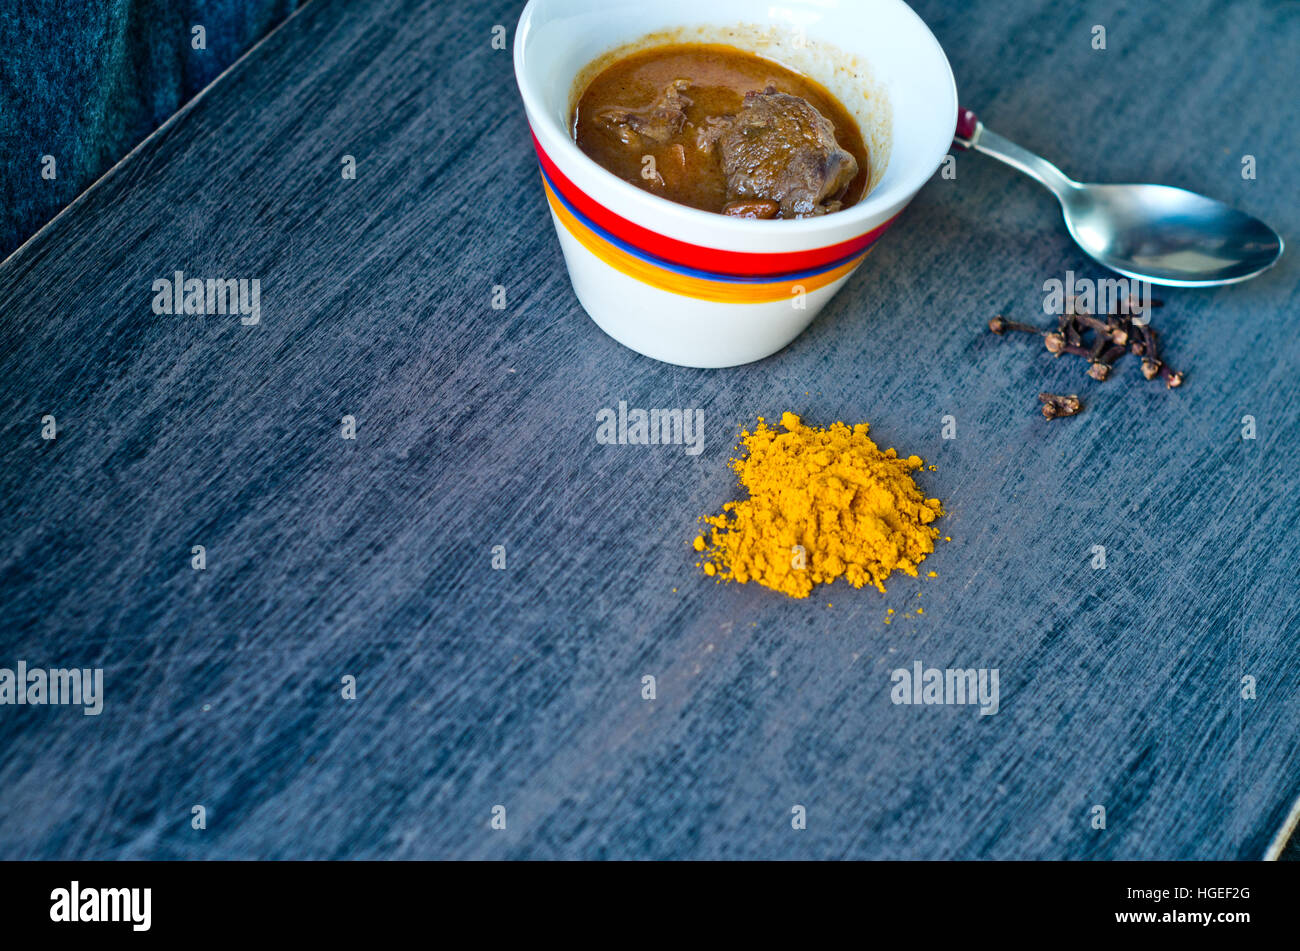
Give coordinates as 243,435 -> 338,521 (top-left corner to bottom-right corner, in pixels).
514,0 -> 957,368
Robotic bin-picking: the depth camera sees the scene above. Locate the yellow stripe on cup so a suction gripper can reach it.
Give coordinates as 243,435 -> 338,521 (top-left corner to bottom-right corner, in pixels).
542,179 -> 870,304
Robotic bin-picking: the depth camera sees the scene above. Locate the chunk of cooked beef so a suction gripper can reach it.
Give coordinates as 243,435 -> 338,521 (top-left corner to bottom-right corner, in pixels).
694,114 -> 735,153
714,89 -> 858,218
596,79 -> 693,148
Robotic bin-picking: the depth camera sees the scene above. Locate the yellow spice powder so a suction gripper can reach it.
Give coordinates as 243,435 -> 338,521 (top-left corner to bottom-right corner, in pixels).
694,412 -> 943,599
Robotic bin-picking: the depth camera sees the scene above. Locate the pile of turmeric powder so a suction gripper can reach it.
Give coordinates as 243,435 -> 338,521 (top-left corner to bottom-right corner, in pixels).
693,412 -> 943,599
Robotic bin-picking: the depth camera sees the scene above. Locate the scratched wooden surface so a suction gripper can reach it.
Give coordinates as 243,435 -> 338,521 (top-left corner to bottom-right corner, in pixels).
0,0 -> 1297,860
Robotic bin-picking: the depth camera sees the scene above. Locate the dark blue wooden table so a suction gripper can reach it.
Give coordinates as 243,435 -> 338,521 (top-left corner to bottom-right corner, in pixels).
1,0 -> 1297,859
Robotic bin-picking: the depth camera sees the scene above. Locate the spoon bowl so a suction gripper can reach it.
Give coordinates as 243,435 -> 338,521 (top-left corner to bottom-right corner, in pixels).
1062,183 -> 1283,286
954,108 -> 1284,287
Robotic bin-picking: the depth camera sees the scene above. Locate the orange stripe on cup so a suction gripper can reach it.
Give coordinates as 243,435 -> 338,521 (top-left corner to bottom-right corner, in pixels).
543,179 -> 872,304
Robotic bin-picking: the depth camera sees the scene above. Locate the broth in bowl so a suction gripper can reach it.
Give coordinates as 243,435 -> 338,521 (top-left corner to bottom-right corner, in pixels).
573,44 -> 869,220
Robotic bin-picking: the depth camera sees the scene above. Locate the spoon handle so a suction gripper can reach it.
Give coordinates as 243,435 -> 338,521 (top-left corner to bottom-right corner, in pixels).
952,106 -> 1078,198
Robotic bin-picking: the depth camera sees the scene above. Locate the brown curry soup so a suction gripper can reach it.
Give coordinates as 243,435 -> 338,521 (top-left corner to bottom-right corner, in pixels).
573,43 -> 869,219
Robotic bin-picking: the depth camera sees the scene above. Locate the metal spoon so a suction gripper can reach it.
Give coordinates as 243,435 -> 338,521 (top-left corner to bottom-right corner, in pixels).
952,107 -> 1283,287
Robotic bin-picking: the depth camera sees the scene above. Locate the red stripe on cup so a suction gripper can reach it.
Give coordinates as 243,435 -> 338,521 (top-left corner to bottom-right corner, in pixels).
532,132 -> 895,278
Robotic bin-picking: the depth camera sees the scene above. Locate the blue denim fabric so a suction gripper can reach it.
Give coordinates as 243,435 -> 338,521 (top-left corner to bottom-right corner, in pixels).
0,0 -> 301,258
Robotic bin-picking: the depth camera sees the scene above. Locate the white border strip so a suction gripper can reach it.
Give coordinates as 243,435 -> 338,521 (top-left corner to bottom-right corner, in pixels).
0,0 -> 319,272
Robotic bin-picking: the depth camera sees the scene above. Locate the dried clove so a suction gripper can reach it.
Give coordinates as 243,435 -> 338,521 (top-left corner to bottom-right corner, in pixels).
987,286 -> 1187,419
1044,332 -> 1091,358
1061,312 -> 1083,347
1138,324 -> 1161,379
1087,345 -> 1129,382
1039,392 -> 1083,420
1074,313 -> 1119,343
989,315 -> 1043,335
